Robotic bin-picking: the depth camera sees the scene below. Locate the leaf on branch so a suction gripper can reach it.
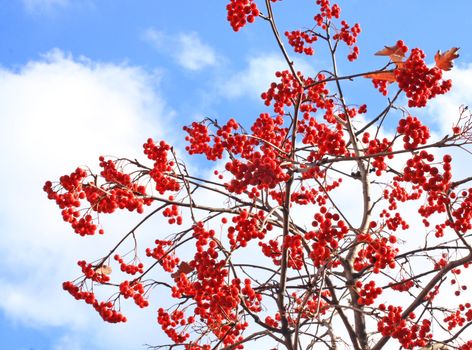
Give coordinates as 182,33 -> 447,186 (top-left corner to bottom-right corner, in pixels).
96,265 -> 112,275
171,261 -> 194,279
375,44 -> 406,66
364,70 -> 396,82
435,47 -> 460,71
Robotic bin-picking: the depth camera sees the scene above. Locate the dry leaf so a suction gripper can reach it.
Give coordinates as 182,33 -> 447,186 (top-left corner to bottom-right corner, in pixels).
435,47 -> 459,71
364,70 -> 396,82
375,44 -> 406,65
96,265 -> 112,275
171,261 -> 194,279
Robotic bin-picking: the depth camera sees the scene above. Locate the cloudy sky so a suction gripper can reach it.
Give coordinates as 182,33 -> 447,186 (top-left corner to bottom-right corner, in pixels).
1,1 -> 472,349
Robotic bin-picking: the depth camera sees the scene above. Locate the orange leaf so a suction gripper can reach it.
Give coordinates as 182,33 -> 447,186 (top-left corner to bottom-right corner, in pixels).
435,47 -> 459,71
364,71 -> 396,82
171,261 -> 194,279
375,44 -> 406,65
96,265 -> 112,275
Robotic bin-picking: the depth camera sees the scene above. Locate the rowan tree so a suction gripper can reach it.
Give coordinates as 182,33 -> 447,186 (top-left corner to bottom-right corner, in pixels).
45,1 -> 472,349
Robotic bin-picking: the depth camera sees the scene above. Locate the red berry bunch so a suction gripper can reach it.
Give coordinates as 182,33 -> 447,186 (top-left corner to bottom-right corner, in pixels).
120,281 -> 149,308
85,157 -> 151,214
384,212 -> 409,232
292,291 -> 330,319
395,48 -> 452,107
169,223 -> 256,347
460,341 -> 472,350
443,303 -> 472,330
63,281 -> 127,323
283,234 -> 304,270
285,30 -> 317,55
377,306 -> 431,348
261,70 -> 304,115
333,20 -> 361,61
397,116 -> 431,150
157,308 -> 191,343
354,236 -> 398,273
259,239 -> 282,266
226,0 -> 260,32
307,210 -> 349,267
356,280 -> 382,305
77,260 -> 110,284
43,168 -> 97,236
298,119 -> 348,159
448,188 -> 472,234
163,204 -> 183,225
314,0 -> 341,28
264,315 -> 279,328
114,254 -> 144,275
362,133 -> 393,176
146,239 -> 180,272
371,79 -> 390,96
389,279 -> 415,292
143,138 -> 181,194
227,209 -> 267,249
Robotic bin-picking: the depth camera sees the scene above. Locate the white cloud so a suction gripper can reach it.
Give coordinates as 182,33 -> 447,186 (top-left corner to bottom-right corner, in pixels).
221,53 -> 316,100
0,49 -> 176,348
176,32 -> 217,71
426,64 -> 472,133
423,63 -> 472,180
143,28 -> 217,71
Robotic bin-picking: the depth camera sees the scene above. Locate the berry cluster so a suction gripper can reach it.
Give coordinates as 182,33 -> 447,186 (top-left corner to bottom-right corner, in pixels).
283,234 -> 304,270
285,30 -> 317,55
183,122 -> 223,160
448,188 -> 472,234
307,210 -> 349,267
228,209 -> 267,249
298,118 -> 347,159
44,151 -> 166,236
143,138 -> 181,194
63,281 -> 127,323
259,239 -> 282,266
226,0 -> 260,32
377,305 -> 431,348
395,48 -> 452,107
44,168 -> 96,235
114,254 -> 144,275
389,279 -> 415,292
163,204 -> 183,225
157,308 -> 191,343
397,116 -> 431,150
314,0 -> 341,28
120,281 -> 149,308
362,133 -> 393,176
354,236 -> 398,273
371,79 -> 390,96
145,239 -> 180,273
169,223 -> 259,347
261,70 -> 304,115
77,260 -> 110,284
356,280 -> 382,305
292,291 -> 330,319
333,20 -> 361,61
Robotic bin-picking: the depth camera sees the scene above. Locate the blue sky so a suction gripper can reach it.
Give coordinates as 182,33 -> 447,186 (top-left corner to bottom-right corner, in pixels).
1,1 -> 472,349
